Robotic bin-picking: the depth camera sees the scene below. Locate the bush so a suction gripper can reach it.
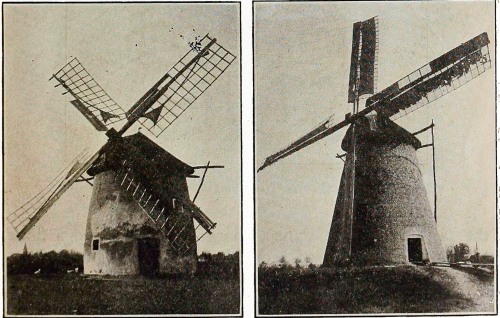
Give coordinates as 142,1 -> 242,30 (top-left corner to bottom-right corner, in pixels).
196,251 -> 239,279
7,250 -> 83,275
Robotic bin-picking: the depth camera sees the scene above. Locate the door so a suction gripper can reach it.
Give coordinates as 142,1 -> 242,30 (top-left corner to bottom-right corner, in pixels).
407,238 -> 423,263
138,238 -> 160,276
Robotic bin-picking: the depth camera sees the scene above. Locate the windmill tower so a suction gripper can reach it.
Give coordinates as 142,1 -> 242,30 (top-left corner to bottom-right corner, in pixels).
258,18 -> 492,266
8,35 -> 236,275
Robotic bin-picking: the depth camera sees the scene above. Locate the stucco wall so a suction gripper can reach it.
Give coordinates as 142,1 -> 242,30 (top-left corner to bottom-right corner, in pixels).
84,171 -> 197,275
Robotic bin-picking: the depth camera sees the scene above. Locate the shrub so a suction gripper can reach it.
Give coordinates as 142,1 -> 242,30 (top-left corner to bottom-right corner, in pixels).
196,251 -> 239,279
7,250 -> 83,275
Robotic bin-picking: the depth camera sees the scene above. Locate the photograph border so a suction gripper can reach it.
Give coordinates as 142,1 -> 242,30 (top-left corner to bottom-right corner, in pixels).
252,1 -> 498,316
2,1 -> 243,317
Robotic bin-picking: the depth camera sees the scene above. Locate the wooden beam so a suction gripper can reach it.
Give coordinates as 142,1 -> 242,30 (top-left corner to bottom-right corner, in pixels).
431,120 -> 437,223
193,161 -> 210,203
336,153 -> 347,162
192,165 -> 224,169
412,123 -> 435,136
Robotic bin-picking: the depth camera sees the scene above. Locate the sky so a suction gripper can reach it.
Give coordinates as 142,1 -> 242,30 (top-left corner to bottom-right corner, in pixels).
255,1 -> 495,264
3,3 -> 240,256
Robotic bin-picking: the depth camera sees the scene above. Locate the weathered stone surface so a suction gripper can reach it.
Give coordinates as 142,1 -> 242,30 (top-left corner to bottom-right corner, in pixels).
323,115 -> 446,266
84,171 -> 197,275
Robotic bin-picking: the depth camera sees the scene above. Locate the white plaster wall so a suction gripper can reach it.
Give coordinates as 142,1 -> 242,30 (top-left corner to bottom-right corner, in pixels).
84,171 -> 197,275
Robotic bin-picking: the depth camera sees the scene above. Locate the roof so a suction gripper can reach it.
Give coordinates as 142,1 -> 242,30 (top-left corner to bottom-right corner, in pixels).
88,132 -> 195,178
122,132 -> 194,176
341,114 -> 421,151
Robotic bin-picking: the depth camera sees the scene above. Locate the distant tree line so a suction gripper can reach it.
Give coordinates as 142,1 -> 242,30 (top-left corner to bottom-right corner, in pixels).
446,243 -> 494,264
259,256 -> 318,271
196,251 -> 239,279
8,250 -> 240,277
7,250 -> 83,275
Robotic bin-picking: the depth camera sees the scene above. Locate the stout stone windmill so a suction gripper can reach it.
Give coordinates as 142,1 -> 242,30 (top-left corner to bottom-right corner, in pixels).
8,35 -> 235,275
259,17 -> 491,266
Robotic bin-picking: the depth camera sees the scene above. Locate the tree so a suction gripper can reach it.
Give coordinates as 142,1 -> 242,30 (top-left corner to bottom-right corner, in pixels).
294,258 -> 302,268
278,255 -> 288,266
453,243 -> 470,262
480,254 -> 494,264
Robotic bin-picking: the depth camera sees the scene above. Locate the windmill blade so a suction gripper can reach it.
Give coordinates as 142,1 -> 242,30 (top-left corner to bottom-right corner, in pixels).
180,198 -> 216,234
348,16 -> 379,103
114,162 -> 216,255
259,33 -> 492,171
8,149 -> 99,239
366,32 -> 491,119
132,34 -> 236,137
258,115 -> 355,172
50,57 -> 126,131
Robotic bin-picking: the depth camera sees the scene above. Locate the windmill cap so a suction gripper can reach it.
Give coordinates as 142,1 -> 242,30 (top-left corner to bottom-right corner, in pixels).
88,132 -> 195,177
341,114 -> 421,152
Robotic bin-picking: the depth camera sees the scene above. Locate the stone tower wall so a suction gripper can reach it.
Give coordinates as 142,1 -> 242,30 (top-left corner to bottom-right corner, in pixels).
349,142 -> 446,265
323,118 -> 447,266
323,151 -> 355,266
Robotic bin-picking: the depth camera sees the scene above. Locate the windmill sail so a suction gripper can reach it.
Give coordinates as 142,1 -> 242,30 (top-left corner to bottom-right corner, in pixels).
70,100 -> 108,131
260,18 -> 377,172
367,32 -> 491,119
51,58 -> 126,130
259,32 -> 491,172
8,150 -> 98,239
131,34 -> 236,137
258,116 -> 343,171
348,17 -> 379,103
114,162 -> 216,255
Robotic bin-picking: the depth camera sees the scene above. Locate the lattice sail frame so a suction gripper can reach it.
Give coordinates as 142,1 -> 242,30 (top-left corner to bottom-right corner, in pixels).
7,150 -> 96,239
368,34 -> 492,120
137,34 -> 236,137
51,58 -> 126,130
114,161 -> 216,255
258,33 -> 492,172
348,16 -> 379,104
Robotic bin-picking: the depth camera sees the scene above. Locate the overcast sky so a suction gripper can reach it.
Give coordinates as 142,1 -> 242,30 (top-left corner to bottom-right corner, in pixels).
255,1 -> 495,264
4,3 -> 240,256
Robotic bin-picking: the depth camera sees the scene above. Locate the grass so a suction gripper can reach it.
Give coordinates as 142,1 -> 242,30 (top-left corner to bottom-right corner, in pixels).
258,265 -> 494,315
7,274 -> 240,315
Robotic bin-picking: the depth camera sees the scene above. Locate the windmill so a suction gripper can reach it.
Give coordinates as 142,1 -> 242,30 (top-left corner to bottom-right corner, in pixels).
258,17 -> 492,266
7,34 -> 236,275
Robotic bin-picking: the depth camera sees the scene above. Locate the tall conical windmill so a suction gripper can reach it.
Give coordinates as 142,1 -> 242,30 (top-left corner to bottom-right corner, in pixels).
258,17 -> 492,266
8,34 -> 236,275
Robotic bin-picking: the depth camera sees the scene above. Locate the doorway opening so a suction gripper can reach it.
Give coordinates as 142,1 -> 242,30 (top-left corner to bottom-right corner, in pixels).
407,237 -> 423,263
138,238 -> 160,276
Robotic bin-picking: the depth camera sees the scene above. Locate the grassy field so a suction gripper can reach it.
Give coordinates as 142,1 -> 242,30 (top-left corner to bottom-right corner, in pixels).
7,274 -> 240,315
258,265 -> 495,315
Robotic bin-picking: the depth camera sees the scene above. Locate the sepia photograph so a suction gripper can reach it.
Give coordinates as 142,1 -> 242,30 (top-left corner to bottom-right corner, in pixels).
4,2 -> 241,315
255,1 -> 495,315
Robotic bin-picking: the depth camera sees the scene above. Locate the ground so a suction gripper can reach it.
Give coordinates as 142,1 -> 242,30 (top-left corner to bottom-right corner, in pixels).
258,265 -> 495,314
6,274 -> 240,315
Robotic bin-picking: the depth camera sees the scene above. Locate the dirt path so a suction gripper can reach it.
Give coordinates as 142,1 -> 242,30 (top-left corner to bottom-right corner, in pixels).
441,267 -> 495,313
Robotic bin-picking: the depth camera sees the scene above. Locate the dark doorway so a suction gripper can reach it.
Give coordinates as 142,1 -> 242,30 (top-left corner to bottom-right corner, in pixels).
138,238 -> 160,276
408,238 -> 423,263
